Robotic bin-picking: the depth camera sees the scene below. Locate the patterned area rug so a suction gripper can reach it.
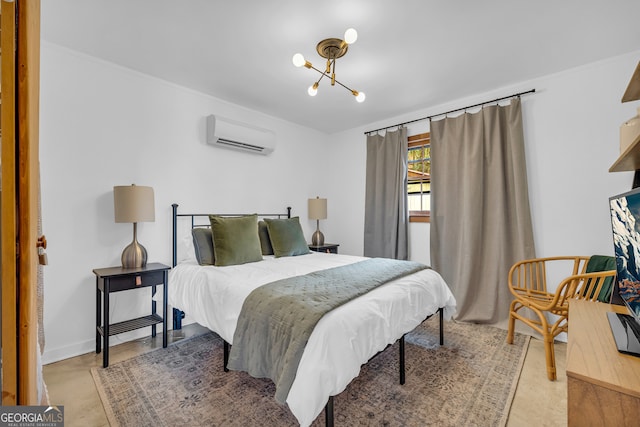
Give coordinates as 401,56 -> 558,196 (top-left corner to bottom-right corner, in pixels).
92,320 -> 529,426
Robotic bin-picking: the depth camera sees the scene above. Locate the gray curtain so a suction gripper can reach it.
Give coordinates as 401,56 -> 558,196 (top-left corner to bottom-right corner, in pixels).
364,127 -> 408,260
430,98 -> 535,324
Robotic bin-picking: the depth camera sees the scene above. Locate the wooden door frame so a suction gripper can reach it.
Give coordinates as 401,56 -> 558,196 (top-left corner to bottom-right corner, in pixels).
17,0 -> 41,405
1,0 -> 19,405
1,0 -> 41,405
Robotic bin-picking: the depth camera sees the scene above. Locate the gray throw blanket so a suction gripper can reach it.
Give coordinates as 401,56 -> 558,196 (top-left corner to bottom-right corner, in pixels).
227,257 -> 428,404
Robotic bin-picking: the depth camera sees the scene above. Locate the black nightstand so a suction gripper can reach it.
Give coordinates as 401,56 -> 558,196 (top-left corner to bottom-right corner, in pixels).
308,243 -> 340,254
93,262 -> 170,367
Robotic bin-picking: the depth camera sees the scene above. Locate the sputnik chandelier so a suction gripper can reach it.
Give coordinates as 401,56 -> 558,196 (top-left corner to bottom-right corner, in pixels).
292,28 -> 365,102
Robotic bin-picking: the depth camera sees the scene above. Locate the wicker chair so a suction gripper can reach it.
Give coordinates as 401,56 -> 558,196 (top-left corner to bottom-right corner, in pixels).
506,256 -> 616,380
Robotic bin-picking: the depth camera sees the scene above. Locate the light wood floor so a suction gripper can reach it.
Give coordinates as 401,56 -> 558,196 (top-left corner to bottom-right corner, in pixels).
43,325 -> 567,426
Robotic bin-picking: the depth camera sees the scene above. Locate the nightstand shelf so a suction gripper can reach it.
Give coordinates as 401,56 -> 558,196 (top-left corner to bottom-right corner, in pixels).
309,243 -> 339,254
93,262 -> 170,367
97,314 -> 163,337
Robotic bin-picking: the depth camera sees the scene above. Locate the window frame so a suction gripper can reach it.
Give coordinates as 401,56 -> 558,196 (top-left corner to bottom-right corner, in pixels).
407,132 -> 431,223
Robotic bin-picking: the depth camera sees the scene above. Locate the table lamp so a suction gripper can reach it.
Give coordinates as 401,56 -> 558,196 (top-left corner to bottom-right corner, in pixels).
308,196 -> 327,246
113,184 -> 155,268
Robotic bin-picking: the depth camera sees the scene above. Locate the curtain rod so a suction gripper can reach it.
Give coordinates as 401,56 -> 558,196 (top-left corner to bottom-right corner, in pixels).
364,88 -> 536,135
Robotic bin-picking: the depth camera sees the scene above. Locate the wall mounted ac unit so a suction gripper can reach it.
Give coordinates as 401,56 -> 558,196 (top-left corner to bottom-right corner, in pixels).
206,115 -> 276,155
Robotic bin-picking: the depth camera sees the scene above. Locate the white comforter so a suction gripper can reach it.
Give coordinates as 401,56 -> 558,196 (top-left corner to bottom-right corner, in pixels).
168,252 -> 456,426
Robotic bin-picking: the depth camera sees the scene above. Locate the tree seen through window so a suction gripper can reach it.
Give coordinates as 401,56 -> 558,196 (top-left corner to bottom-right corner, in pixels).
408,132 -> 430,221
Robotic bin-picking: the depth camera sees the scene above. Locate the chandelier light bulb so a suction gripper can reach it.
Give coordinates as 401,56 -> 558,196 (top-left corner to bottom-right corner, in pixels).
344,28 -> 358,44
355,91 -> 366,103
292,53 -> 306,67
308,83 -> 319,96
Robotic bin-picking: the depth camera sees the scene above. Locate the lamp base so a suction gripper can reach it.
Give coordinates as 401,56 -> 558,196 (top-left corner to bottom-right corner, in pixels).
311,230 -> 325,246
121,240 -> 148,269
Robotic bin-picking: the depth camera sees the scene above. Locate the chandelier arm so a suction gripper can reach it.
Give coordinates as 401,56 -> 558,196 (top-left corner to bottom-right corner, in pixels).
331,57 -> 336,86
308,64 -> 327,77
311,69 -> 354,93
314,72 -> 326,86
308,65 -> 329,86
332,77 -> 354,93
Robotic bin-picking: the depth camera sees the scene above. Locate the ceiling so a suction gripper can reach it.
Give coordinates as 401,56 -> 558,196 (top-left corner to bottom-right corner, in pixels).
41,1 -> 640,134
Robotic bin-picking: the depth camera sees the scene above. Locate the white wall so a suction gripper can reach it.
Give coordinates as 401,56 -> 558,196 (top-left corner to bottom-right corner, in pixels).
40,42 -> 328,363
325,50 -> 640,266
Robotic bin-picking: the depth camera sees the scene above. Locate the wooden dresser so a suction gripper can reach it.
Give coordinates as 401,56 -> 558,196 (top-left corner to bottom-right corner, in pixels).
566,299 -> 640,426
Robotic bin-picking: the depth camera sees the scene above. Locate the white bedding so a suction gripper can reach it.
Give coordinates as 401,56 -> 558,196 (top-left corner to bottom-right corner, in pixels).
168,252 -> 456,426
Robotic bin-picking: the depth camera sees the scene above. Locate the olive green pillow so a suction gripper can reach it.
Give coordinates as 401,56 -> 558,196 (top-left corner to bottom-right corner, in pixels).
192,227 -> 214,265
264,217 -> 311,257
209,214 -> 263,266
258,221 -> 274,255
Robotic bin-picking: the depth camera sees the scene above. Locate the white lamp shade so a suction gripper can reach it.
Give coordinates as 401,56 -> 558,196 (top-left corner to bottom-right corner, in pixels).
113,185 -> 155,223
308,197 -> 327,220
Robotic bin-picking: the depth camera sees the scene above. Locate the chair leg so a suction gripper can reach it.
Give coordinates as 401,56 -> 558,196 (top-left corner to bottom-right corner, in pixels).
543,334 -> 557,381
507,301 -> 518,344
507,313 -> 515,345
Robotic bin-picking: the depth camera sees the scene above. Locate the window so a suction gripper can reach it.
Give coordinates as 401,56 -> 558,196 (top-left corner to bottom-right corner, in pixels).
408,132 -> 430,222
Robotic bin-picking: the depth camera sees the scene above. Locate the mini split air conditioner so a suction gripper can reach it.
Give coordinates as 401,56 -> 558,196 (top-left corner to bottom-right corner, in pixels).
206,115 -> 276,155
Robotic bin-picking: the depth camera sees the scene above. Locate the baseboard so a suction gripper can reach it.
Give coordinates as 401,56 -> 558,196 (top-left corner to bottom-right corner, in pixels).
42,327 -> 172,365
42,339 -> 96,365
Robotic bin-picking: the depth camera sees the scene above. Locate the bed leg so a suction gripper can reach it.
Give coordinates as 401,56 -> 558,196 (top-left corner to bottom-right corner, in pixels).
223,341 -> 230,372
439,307 -> 444,346
172,308 -> 185,330
399,334 -> 406,385
325,396 -> 334,427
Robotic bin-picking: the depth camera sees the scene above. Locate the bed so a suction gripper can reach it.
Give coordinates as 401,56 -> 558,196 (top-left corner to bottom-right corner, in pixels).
168,204 -> 457,426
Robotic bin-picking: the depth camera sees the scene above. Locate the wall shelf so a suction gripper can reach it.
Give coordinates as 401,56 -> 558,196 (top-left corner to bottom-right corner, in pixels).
622,61 -> 640,103
610,133 -> 640,172
610,61 -> 640,172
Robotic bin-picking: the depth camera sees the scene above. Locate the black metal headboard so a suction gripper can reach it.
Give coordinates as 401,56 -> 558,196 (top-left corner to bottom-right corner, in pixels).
171,203 -> 292,267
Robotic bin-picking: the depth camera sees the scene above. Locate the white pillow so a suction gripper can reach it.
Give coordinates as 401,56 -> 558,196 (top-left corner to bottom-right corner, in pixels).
178,232 -> 197,263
